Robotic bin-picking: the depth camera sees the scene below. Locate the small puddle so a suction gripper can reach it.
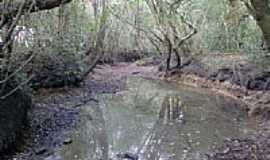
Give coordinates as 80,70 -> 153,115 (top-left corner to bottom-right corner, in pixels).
58,77 -> 255,160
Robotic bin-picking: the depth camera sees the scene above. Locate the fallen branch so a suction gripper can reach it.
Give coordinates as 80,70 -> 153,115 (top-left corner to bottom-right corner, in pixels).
0,52 -> 36,84
79,50 -> 102,81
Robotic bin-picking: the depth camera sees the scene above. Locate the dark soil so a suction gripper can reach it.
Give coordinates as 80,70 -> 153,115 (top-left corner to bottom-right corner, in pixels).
208,65 -> 270,91
0,84 -> 31,157
208,130 -> 270,160
24,54 -> 83,90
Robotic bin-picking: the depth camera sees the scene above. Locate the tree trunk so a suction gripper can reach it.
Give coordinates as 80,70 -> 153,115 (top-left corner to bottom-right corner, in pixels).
80,0 -> 107,81
250,0 -> 270,52
174,48 -> 181,68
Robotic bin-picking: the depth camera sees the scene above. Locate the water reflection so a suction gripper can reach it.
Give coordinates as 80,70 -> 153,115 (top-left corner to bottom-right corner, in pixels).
139,93 -> 251,160
159,95 -> 184,124
59,101 -> 109,160
58,77 -> 254,160
140,95 -> 186,160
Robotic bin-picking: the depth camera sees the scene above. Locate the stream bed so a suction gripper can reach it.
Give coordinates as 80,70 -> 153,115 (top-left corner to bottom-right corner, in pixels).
56,77 -> 255,160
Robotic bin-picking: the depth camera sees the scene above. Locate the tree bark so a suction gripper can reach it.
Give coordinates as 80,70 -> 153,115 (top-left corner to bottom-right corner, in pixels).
0,0 -> 72,17
249,0 -> 270,52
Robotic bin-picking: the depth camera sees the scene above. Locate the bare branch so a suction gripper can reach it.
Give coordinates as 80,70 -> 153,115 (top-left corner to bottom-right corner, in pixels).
176,15 -> 197,48
0,52 -> 36,84
240,0 -> 256,17
0,75 -> 33,100
0,0 -> 73,99
0,0 -> 73,18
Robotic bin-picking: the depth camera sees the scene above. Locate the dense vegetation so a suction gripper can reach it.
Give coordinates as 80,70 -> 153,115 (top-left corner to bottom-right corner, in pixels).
0,0 -> 270,98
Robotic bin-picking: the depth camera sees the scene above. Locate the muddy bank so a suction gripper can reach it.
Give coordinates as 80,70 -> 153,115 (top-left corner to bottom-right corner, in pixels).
26,67 -> 254,160
158,55 -> 270,91
153,54 -> 270,160
208,132 -> 270,160
4,88 -> 96,159
6,62 -> 158,160
155,55 -> 270,119
5,56 -> 269,160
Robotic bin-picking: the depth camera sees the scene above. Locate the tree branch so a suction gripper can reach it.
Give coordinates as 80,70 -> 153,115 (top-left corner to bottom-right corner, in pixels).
174,15 -> 197,48
0,0 -> 73,17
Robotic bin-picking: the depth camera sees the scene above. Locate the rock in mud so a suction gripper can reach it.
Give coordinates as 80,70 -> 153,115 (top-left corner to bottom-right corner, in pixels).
116,152 -> 139,160
35,147 -> 48,155
63,138 -> 72,145
44,155 -> 63,160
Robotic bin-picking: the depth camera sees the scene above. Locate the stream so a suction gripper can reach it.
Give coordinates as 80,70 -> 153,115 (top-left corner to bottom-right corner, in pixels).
55,76 -> 255,160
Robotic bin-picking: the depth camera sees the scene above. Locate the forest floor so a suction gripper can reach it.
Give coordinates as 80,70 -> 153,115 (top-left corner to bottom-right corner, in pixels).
6,55 -> 270,160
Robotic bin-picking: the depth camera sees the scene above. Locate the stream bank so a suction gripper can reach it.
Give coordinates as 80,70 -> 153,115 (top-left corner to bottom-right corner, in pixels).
154,54 -> 270,160
5,62 -> 158,160
4,56 -> 270,160
155,54 -> 270,120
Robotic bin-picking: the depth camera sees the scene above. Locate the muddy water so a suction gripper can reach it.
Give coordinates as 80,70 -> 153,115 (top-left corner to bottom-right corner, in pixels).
58,77 -> 255,160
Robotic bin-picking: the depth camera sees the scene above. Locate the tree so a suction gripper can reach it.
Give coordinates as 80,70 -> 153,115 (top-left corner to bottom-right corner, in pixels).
79,0 -> 109,80
144,0 -> 197,73
241,0 -> 270,53
0,0 -> 73,99
0,0 -> 72,17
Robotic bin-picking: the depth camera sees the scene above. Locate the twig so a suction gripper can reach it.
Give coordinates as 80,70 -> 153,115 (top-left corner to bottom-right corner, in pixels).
0,52 -> 36,84
107,7 -> 165,46
0,74 -> 34,100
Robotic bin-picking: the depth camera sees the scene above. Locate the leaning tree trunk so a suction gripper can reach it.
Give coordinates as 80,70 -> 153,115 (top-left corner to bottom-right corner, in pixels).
249,0 -> 270,52
0,0 -> 72,17
0,0 -> 73,153
79,0 -> 108,81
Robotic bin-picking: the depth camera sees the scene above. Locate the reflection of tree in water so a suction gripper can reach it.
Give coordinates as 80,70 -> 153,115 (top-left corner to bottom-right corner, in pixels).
139,95 -> 190,160
91,103 -> 109,160
138,94 -> 246,160
159,95 -> 184,124
60,102 -> 109,160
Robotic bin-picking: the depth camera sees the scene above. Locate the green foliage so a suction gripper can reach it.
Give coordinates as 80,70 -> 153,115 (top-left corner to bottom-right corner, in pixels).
14,1 -> 93,58
195,0 -> 263,54
11,0 -> 270,67
104,0 -> 266,61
